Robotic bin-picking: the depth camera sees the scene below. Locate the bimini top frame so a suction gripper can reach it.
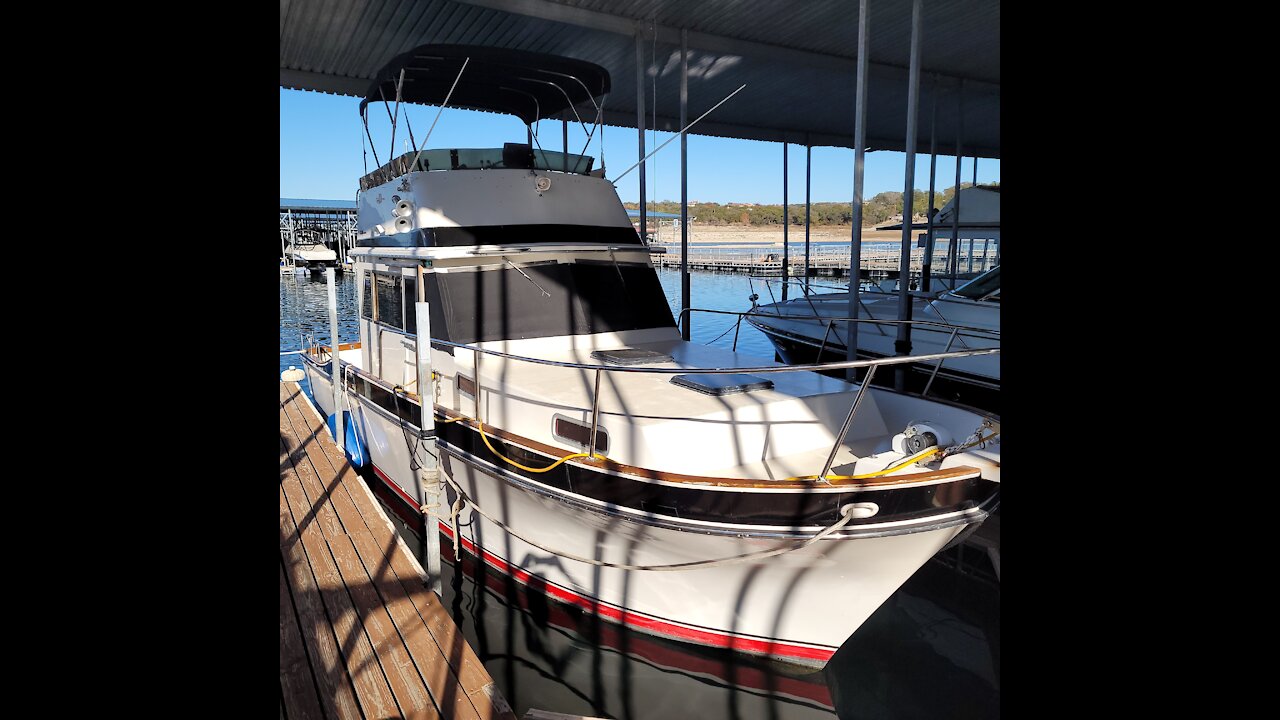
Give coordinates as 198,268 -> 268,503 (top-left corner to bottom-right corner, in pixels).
357,43 -> 613,190
360,44 -> 610,124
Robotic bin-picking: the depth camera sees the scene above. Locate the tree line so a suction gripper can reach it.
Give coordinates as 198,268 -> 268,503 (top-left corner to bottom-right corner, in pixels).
624,182 -> 996,227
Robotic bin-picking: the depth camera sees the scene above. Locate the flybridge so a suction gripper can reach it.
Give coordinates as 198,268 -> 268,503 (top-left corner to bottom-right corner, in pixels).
358,44 -> 612,193
358,145 -> 598,192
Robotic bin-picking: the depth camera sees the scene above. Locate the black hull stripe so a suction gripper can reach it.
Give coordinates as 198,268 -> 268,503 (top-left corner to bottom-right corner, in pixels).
435,419 -> 998,528
306,354 -> 1000,528
355,224 -> 642,248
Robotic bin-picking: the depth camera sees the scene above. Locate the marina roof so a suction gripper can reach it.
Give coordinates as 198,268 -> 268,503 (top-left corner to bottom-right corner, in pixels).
280,198 -> 359,212
280,0 -> 999,158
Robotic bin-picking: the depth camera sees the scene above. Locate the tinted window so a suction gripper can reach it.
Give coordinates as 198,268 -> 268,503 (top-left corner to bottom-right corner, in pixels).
405,277 -> 417,334
361,273 -> 373,319
376,274 -> 403,329
432,261 -> 674,344
952,266 -> 1000,300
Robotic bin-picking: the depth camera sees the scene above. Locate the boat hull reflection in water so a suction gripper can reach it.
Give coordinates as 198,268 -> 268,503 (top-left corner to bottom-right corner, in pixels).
377,489 -> 999,720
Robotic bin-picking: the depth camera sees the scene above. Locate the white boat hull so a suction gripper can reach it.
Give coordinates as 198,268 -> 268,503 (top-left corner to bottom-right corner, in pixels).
303,361 -> 984,667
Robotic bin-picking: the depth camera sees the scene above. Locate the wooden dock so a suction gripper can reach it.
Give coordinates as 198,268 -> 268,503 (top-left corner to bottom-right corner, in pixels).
650,248 -> 995,278
279,381 -> 517,720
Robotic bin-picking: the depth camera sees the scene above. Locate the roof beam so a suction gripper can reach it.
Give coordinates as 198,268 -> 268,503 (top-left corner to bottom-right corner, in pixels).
594,108 -> 996,159
281,68 -> 371,97
449,0 -> 998,94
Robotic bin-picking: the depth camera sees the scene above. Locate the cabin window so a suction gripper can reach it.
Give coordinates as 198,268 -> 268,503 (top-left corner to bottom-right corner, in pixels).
375,274 -> 404,329
430,261 -> 675,345
361,274 -> 373,320
404,277 -> 417,334
952,266 -> 1000,301
553,414 -> 609,454
457,374 -> 476,398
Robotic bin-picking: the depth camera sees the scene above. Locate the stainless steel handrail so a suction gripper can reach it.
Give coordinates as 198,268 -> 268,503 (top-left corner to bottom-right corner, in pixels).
306,315 -> 1000,484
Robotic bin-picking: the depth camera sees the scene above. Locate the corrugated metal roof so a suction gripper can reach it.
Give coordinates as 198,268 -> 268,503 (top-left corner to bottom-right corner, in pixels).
280,0 -> 998,157
280,198 -> 359,211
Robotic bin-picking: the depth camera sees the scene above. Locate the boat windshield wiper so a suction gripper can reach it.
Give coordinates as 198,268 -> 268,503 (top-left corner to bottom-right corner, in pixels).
505,259 -> 551,298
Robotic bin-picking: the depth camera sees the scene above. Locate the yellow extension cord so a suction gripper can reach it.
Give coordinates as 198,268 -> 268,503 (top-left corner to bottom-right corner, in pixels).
436,412 -> 608,473
436,409 -> 998,483
783,429 -> 1001,483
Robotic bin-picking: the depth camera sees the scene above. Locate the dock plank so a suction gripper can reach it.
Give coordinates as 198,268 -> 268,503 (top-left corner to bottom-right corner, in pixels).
281,446 -> 403,719
283,391 -> 514,720
280,381 -> 516,720
327,533 -> 440,719
281,388 -> 497,720
279,483 -> 364,720
279,560 -> 326,720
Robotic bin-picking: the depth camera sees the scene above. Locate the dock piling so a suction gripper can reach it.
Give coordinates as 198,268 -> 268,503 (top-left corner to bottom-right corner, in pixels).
414,296 -> 442,596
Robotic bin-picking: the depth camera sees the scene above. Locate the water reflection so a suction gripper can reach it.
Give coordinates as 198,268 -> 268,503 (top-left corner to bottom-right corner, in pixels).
379,500 -> 998,720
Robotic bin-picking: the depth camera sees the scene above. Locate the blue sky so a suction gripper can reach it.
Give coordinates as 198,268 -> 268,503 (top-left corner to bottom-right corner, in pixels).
281,88 -> 1000,205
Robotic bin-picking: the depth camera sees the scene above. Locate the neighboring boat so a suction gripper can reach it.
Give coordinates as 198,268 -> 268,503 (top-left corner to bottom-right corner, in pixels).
299,44 -> 1000,669
745,265 -> 1001,412
286,232 -> 339,273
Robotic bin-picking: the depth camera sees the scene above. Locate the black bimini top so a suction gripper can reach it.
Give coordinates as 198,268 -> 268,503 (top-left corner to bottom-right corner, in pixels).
360,44 -> 610,125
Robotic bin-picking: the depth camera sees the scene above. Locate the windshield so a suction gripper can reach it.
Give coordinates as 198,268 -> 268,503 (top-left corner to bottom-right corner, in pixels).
951,266 -> 1000,300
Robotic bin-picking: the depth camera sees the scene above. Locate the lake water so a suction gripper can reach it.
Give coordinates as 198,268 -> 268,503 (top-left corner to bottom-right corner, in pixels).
279,268 -> 999,719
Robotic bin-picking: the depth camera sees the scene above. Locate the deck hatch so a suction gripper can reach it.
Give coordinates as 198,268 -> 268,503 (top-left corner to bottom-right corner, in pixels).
590,348 -> 673,366
670,373 -> 774,396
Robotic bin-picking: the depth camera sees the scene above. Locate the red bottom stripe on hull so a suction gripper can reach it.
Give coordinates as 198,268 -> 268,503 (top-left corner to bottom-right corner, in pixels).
367,464 -> 839,665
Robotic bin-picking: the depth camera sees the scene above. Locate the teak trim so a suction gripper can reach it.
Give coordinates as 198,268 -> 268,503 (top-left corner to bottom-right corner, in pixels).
433,406 -> 981,490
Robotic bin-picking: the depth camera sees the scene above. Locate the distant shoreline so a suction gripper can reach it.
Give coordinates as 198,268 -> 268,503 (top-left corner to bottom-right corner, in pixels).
645,224 -> 911,247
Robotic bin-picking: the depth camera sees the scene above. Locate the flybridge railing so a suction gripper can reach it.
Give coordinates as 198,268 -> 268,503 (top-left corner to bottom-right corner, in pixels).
418,311 -> 998,471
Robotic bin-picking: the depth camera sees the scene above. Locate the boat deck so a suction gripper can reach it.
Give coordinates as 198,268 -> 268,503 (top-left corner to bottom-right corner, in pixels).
279,380 -> 516,720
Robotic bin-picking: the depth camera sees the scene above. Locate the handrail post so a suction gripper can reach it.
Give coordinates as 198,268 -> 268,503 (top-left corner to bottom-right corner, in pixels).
817,364 -> 878,481
588,367 -> 603,457
816,319 -> 834,362
473,346 -> 482,423
325,268 -> 344,454
921,327 -> 959,399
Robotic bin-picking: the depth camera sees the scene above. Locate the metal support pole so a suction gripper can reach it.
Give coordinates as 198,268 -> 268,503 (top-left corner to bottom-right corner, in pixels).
923,77 -> 938,293
636,31 -> 647,243
356,265 -> 369,368
782,142 -> 789,301
894,0 -> 923,392
413,290 -> 441,595
818,365 -> 878,480
680,28 -> 690,341
845,0 -> 871,382
562,117 -> 569,172
973,157 -> 978,187
325,267 -> 344,454
951,83 -> 964,284
588,368 -> 603,457
805,140 -> 812,289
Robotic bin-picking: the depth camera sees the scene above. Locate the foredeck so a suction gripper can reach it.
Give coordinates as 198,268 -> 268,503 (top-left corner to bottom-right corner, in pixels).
279,381 -> 516,720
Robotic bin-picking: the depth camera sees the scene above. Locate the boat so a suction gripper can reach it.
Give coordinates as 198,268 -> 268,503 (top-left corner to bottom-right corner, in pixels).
744,265 -> 1001,412
286,231 -> 339,273
298,44 -> 1001,669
